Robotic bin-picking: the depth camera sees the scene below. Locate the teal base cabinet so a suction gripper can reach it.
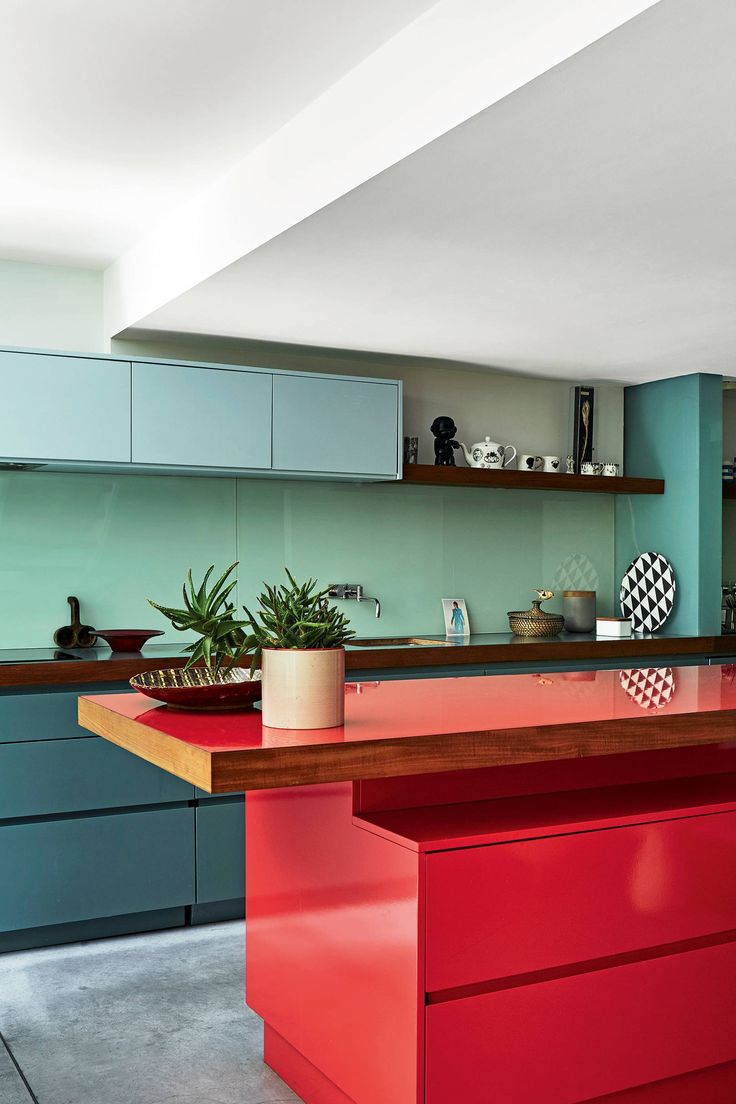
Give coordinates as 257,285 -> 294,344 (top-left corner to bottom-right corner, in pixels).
0,683 -> 245,953
0,807 -> 194,933
195,799 -> 245,904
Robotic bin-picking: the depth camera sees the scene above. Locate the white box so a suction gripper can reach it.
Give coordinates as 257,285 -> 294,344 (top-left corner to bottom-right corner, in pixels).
596,617 -> 632,638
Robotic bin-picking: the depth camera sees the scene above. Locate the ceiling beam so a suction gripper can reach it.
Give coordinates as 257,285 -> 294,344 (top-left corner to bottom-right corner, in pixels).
103,0 -> 660,337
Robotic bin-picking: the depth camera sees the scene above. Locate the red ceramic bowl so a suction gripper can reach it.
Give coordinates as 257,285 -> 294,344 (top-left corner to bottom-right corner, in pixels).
96,629 -> 165,652
130,667 -> 262,711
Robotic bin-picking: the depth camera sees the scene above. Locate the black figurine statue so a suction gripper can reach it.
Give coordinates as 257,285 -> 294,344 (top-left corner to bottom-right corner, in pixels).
430,416 -> 460,466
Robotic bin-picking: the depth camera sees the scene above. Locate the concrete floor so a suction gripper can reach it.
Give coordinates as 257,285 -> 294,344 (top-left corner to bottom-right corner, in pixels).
0,921 -> 300,1104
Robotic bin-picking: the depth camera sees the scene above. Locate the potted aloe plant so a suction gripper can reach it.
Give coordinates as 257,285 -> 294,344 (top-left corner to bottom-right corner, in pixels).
244,569 -> 355,729
149,563 -> 253,675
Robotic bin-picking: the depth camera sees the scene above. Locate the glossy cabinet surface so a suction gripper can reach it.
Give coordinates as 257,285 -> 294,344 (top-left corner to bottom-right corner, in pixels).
426,940 -> 736,1103
0,806 -> 194,932
272,373 -> 400,476
426,808 -> 736,991
132,362 -> 272,469
0,347 -> 401,479
247,759 -> 736,1104
0,351 -> 131,463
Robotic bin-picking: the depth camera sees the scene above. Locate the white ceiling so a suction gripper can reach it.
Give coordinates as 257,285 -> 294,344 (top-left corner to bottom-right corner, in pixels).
0,0 -> 434,266
137,0 -> 736,383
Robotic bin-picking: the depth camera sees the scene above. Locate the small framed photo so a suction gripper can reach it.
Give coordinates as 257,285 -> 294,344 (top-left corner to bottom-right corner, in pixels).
442,598 -> 470,637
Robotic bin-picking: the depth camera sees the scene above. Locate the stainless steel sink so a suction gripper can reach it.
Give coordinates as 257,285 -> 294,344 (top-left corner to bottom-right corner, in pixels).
351,636 -> 451,648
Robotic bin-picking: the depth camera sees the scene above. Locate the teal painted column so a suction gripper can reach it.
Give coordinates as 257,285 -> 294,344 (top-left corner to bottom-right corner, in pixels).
615,373 -> 722,635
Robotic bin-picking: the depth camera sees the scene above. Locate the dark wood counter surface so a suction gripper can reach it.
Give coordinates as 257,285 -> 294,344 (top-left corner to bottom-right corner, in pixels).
0,633 -> 733,688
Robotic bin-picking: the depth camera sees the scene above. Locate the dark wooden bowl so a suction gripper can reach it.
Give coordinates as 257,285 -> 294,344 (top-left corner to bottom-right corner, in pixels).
95,629 -> 165,652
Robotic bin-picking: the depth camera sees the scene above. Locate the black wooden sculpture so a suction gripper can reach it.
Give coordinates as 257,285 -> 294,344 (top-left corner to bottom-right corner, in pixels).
430,416 -> 460,466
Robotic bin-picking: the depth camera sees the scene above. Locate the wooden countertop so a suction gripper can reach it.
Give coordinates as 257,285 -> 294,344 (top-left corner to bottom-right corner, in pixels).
1,633 -> 732,687
79,663 -> 736,793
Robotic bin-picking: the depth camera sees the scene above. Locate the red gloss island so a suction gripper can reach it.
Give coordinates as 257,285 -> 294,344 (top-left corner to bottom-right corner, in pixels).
79,665 -> 736,1104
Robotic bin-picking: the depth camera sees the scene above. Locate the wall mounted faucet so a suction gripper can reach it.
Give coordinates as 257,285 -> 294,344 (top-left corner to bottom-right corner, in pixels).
328,583 -> 381,619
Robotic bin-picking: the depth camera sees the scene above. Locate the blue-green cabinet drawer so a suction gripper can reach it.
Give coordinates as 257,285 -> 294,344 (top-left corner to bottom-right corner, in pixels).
132,362 -> 272,469
0,806 -> 195,932
0,737 -> 193,819
0,689 -> 120,745
0,351 -> 131,463
272,374 -> 400,477
195,800 -> 244,903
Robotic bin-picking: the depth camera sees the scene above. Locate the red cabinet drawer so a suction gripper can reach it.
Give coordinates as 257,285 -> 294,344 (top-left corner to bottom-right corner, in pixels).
426,939 -> 736,1103
426,810 -> 736,992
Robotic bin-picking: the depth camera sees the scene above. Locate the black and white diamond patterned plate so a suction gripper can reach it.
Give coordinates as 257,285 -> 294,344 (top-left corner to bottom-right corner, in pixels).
619,667 -> 676,711
619,552 -> 676,632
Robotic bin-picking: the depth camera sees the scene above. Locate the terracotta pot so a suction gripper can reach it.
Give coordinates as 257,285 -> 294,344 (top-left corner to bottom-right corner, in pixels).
261,647 -> 345,729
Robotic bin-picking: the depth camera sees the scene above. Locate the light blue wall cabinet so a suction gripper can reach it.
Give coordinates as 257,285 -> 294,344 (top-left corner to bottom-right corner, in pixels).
0,347 -> 402,479
0,351 -> 131,463
131,362 -> 272,470
272,373 -> 401,477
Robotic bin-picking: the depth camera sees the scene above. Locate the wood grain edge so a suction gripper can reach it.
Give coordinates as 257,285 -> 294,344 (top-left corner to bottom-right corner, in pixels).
209,710 -> 736,792
78,696 -> 213,791
400,465 -> 664,495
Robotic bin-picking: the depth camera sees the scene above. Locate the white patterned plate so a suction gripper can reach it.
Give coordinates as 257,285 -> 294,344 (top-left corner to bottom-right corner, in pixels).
619,552 -> 676,632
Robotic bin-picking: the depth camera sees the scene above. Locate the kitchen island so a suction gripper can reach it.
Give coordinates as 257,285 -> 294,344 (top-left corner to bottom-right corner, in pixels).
79,664 -> 736,1103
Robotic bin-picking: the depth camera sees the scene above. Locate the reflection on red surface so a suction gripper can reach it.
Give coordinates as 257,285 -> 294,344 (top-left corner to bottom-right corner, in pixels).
81,663 -> 736,756
619,667 -> 676,711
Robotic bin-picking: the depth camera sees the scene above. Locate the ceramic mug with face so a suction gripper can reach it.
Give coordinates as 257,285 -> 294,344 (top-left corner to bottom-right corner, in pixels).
519,454 -> 543,472
542,456 -> 561,473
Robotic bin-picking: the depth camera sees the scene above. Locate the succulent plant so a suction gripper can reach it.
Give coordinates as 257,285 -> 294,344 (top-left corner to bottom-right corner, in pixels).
243,569 -> 355,674
148,563 -> 254,675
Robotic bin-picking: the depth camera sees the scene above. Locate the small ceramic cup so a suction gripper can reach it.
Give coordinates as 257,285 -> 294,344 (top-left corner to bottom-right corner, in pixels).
519,454 -> 543,472
542,456 -> 561,472
580,461 -> 601,475
602,462 -> 619,476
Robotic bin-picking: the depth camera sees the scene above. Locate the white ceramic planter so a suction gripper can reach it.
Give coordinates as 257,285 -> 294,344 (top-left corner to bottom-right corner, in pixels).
261,647 -> 345,729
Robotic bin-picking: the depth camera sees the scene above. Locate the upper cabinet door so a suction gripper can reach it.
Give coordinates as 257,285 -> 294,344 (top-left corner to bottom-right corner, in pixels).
0,352 -> 131,463
272,375 -> 400,477
132,363 -> 272,470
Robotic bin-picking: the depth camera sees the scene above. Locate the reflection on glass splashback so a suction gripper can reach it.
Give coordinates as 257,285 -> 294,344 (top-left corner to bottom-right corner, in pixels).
0,472 -> 615,648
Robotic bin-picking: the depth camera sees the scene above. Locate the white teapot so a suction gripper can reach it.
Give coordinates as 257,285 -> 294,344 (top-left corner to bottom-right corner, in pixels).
460,437 -> 517,469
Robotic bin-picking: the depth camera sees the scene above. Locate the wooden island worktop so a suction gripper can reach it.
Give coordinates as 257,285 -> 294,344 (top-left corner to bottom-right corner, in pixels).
79,665 -> 736,1104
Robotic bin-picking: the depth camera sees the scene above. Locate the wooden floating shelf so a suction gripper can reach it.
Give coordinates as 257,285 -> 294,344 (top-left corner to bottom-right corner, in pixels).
724,482 -> 736,499
400,464 -> 664,495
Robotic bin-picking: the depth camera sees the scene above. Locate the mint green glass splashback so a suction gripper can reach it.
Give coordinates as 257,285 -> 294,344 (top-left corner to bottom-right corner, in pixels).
0,472 -> 614,648
237,479 -> 615,636
0,473 -> 236,650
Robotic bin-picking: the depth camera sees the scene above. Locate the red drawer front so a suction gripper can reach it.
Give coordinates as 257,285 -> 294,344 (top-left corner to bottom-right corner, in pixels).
588,1058 -> 736,1102
426,939 -> 736,1104
426,810 -> 736,992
